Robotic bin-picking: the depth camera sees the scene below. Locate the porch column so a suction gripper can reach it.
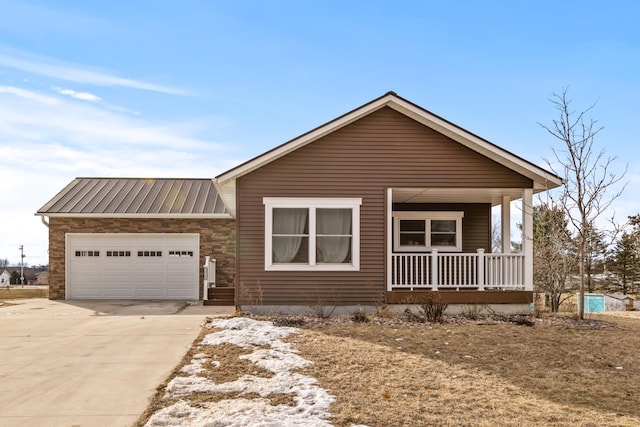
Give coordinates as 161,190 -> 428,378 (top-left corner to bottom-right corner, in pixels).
386,188 -> 393,291
501,196 -> 511,254
522,189 -> 533,291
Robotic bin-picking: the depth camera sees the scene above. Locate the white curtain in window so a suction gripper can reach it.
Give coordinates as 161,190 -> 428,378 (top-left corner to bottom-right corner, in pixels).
273,208 -> 308,263
317,208 -> 352,263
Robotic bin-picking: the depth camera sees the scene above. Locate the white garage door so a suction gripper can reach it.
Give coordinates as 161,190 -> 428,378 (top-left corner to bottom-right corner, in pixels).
66,234 -> 199,300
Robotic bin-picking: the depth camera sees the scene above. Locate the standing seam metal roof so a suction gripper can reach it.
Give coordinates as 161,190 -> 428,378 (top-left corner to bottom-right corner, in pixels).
36,178 -> 228,215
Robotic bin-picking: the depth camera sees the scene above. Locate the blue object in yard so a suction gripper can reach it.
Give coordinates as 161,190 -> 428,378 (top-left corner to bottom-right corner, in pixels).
577,293 -> 605,313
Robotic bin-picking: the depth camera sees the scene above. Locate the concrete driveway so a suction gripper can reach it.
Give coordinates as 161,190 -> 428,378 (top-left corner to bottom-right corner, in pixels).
0,298 -> 233,427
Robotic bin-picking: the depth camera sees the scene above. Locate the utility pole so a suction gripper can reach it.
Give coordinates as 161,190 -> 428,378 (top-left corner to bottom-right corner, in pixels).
19,245 -> 25,287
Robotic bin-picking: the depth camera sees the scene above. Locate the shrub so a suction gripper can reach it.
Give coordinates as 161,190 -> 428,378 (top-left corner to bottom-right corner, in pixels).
352,310 -> 370,323
271,314 -> 306,327
418,293 -> 448,324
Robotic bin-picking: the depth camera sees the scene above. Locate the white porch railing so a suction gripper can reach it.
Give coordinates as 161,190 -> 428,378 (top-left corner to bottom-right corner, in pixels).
390,249 -> 525,291
203,256 -> 217,300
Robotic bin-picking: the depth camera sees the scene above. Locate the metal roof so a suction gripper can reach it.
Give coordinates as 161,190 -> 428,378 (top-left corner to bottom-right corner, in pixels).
36,178 -> 229,216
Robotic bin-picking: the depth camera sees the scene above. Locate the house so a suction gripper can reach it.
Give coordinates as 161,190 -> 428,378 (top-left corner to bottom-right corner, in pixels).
605,294 -> 637,311
0,270 -> 10,287
35,271 -> 49,285
36,92 -> 563,312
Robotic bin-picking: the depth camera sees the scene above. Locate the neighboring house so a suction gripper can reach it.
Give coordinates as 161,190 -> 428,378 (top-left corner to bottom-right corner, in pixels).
37,92 -> 563,311
0,270 -> 10,287
605,294 -> 637,311
35,271 -> 49,285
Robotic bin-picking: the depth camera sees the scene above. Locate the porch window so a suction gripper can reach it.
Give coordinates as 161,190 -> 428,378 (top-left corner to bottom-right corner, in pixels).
264,198 -> 361,271
393,211 -> 463,252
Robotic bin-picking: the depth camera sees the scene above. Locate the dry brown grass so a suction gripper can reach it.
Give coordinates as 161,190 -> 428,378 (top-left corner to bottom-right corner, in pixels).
294,313 -> 640,427
139,312 -> 640,427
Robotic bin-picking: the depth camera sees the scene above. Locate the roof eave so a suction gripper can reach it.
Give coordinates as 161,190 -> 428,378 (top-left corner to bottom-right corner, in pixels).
34,212 -> 233,219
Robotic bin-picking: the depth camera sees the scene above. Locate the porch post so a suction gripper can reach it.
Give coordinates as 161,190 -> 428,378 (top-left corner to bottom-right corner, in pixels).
522,188 -> 534,291
501,195 -> 511,254
386,188 -> 393,292
477,248 -> 485,291
430,249 -> 438,291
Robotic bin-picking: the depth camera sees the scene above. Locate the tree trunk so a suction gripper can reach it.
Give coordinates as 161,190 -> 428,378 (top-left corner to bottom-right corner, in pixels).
578,242 -> 586,320
551,292 -> 560,312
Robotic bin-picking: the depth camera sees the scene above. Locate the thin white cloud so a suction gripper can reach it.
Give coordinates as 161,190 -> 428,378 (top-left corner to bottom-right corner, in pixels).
52,86 -> 102,102
0,85 -> 58,104
0,86 -> 216,150
105,104 -> 142,116
50,85 -> 141,114
0,48 -> 188,95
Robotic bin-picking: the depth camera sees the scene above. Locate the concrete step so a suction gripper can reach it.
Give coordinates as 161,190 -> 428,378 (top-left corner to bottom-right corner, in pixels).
204,287 -> 234,306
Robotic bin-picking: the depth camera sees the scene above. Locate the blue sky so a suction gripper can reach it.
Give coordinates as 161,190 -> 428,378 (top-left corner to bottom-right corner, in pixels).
0,0 -> 638,265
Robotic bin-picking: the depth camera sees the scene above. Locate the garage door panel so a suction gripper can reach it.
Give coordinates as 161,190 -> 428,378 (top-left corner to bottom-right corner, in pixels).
67,234 -> 199,300
69,286 -> 103,298
103,287 -> 135,298
134,288 -> 164,298
167,288 -> 197,298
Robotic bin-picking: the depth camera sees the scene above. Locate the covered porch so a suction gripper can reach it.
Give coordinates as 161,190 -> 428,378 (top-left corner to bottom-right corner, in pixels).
385,187 -> 534,300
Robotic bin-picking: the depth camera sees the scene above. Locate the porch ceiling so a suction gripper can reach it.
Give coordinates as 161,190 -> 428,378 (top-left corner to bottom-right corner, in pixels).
392,188 -> 525,206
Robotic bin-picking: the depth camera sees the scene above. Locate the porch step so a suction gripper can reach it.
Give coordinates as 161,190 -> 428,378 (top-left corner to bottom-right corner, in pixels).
204,287 -> 235,306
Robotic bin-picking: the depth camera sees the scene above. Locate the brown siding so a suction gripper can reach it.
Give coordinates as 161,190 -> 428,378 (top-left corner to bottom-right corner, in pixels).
48,217 -> 235,300
237,107 -> 532,306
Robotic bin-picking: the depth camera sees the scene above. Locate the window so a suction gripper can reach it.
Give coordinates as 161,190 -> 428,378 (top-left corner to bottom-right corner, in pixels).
75,250 -> 100,257
137,251 -> 162,257
264,198 -> 361,271
393,211 -> 463,252
106,250 -> 131,257
168,250 -> 193,257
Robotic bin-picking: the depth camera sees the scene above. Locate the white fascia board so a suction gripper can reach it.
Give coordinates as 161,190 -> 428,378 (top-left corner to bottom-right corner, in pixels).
213,179 -> 236,218
36,213 -> 233,219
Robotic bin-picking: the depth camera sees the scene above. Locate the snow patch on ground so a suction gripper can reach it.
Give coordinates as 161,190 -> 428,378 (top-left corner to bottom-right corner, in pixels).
145,317 -> 340,427
201,317 -> 300,348
147,397 -> 334,427
179,352 -> 218,375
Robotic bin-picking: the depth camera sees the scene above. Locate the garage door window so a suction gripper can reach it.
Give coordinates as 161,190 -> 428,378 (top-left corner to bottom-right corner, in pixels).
106,250 -> 131,257
138,251 -> 162,257
169,250 -> 193,257
75,250 -> 100,257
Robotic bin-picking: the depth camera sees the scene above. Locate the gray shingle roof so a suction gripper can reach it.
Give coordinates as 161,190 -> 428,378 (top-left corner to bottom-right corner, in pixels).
37,178 -> 228,216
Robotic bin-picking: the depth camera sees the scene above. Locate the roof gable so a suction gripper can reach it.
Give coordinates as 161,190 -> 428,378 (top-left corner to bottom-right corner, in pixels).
36,178 -> 229,217
215,92 -> 563,216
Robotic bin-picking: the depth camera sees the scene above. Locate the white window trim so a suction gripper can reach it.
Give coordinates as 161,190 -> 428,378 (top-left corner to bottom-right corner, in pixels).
393,211 -> 464,252
264,197 -> 361,271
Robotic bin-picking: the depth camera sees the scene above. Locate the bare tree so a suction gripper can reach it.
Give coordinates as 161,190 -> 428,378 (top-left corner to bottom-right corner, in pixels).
491,214 -> 502,253
0,258 -> 8,268
540,88 -> 626,319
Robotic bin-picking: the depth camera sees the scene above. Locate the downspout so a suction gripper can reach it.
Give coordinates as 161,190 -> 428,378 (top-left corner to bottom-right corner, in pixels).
40,216 -> 50,228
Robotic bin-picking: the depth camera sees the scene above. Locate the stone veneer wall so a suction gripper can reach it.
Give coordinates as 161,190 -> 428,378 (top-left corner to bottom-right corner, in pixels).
47,217 -> 235,300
